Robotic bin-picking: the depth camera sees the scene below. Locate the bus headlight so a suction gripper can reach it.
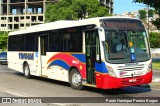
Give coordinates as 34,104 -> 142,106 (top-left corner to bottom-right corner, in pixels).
107,66 -> 116,77
146,63 -> 152,73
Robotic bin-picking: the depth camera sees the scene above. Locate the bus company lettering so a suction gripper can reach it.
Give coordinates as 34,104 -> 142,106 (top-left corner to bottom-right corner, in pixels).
19,53 -> 34,60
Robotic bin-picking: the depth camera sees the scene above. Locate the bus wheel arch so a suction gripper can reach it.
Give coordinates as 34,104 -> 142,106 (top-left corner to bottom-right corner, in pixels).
69,67 -> 83,90
23,61 -> 31,78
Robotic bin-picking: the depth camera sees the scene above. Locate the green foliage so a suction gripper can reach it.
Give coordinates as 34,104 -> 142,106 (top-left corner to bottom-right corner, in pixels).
45,1 -> 73,22
0,32 -> 8,50
152,18 -> 160,29
134,0 -> 160,11
148,9 -> 155,17
139,10 -> 147,21
149,32 -> 160,48
152,62 -> 160,70
45,0 -> 109,22
133,0 -> 160,29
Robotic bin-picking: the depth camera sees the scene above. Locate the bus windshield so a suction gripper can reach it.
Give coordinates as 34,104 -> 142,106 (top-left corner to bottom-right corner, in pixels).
104,30 -> 150,64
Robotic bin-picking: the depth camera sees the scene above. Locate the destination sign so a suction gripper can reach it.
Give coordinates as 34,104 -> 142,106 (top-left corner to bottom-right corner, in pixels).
102,19 -> 144,29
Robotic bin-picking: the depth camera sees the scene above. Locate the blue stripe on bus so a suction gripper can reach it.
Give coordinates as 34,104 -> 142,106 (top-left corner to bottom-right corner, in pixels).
95,62 -> 108,73
71,54 -> 86,63
48,60 -> 70,70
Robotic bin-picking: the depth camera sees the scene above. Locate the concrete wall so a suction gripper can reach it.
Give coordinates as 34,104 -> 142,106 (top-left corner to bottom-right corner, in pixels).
0,0 -> 56,31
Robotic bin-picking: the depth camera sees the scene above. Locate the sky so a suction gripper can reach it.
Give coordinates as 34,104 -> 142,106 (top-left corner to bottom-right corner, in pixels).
114,0 -> 148,14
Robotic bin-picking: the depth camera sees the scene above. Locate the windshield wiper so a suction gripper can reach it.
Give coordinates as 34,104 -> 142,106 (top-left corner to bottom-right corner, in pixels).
112,27 -> 120,34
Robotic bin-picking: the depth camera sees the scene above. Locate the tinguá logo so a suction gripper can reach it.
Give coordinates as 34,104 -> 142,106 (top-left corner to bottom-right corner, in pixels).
19,53 -> 34,60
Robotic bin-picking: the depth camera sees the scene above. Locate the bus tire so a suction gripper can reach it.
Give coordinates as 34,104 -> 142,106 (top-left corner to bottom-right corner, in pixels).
69,68 -> 83,90
23,64 -> 31,78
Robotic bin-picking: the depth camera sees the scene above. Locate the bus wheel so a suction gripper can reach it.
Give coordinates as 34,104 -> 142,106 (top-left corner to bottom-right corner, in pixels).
24,64 -> 31,78
69,69 -> 83,90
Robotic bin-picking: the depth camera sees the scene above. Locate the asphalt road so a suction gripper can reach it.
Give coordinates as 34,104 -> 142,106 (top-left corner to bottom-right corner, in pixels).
0,65 -> 160,106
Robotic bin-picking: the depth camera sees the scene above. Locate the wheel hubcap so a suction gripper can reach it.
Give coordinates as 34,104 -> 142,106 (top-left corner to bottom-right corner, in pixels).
72,73 -> 81,86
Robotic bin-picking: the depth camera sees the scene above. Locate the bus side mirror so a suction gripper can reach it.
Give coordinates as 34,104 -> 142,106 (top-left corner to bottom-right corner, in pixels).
98,28 -> 105,41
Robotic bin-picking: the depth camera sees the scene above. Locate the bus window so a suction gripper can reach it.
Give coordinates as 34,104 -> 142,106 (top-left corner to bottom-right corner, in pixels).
40,35 -> 48,55
8,36 -> 17,51
63,34 -> 71,51
49,31 -> 59,52
62,28 -> 82,52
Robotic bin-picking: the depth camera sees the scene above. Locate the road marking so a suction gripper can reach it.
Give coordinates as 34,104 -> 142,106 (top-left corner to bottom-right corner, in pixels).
0,70 -> 15,73
48,103 -> 68,106
5,91 -> 25,97
153,78 -> 160,82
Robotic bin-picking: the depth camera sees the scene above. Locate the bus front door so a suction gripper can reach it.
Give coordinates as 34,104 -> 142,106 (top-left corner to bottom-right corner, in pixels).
85,29 -> 100,84
39,34 -> 48,77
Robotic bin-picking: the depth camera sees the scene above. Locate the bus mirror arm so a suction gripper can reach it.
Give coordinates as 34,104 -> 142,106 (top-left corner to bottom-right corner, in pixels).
98,27 -> 105,41
96,54 -> 100,62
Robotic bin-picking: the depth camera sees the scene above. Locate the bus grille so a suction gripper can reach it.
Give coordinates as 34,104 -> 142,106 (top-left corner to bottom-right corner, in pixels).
117,65 -> 144,77
117,66 -> 144,71
121,77 -> 143,86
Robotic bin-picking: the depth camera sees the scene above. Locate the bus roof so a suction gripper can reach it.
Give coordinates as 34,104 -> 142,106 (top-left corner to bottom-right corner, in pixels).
9,16 -> 141,36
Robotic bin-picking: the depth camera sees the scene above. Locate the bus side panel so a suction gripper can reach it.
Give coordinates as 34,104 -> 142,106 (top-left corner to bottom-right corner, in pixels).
29,52 -> 40,76
94,61 -> 108,88
70,53 -> 86,79
8,52 -> 23,73
47,65 -> 69,82
47,53 -> 86,81
8,51 -> 40,76
44,52 -> 69,82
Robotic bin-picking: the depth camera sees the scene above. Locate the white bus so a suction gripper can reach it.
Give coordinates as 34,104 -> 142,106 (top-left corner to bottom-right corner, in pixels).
8,17 -> 152,90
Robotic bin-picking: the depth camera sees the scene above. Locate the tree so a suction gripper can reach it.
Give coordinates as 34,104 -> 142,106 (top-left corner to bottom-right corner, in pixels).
139,10 -> 147,20
133,0 -> 160,29
45,0 -> 109,22
45,1 -> 73,22
148,9 -> 154,17
149,32 -> 160,48
0,32 -> 8,50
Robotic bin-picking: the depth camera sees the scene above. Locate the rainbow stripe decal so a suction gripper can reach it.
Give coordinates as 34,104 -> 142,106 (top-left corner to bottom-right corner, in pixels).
47,53 -> 86,78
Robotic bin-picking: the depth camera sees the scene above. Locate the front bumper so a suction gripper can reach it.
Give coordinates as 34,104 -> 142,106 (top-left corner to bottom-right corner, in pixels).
0,60 -> 7,64
95,70 -> 152,89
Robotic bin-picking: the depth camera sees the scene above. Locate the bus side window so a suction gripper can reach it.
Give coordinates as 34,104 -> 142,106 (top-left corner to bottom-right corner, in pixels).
62,27 -> 82,52
49,31 -> 59,52
70,33 -> 82,52
63,34 -> 71,51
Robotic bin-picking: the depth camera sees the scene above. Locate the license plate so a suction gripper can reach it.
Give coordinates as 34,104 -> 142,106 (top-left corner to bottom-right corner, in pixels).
129,78 -> 137,82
